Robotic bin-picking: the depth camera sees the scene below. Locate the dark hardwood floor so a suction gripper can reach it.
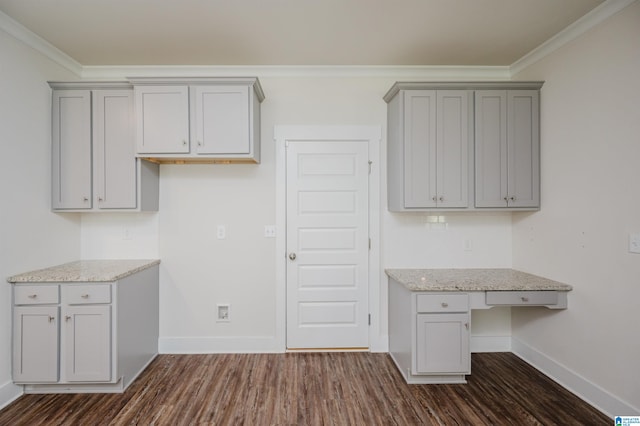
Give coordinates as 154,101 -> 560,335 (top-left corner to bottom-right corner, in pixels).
0,352 -> 610,425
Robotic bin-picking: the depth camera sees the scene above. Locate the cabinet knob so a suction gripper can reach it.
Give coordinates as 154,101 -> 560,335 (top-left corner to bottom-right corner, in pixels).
182,140 -> 188,146
521,297 -> 529,302
441,302 -> 449,308
439,196 -> 444,202
81,294 -> 90,299
65,315 -> 71,321
289,252 -> 297,261
98,197 -> 103,202
432,196 -> 437,202
49,316 -> 55,323
510,196 -> 516,201
198,141 -> 202,146
28,294 -> 37,299
504,196 -> 509,202
83,197 -> 89,202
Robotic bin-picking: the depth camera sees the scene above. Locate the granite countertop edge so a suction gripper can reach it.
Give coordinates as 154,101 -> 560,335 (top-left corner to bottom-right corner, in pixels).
385,268 -> 573,292
7,259 -> 161,283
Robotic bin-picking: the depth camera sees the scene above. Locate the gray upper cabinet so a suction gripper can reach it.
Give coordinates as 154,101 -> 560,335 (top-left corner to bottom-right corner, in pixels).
388,89 -> 470,210
385,81 -> 542,212
50,83 -> 159,212
52,90 -> 92,210
475,90 -> 540,208
132,77 -> 264,163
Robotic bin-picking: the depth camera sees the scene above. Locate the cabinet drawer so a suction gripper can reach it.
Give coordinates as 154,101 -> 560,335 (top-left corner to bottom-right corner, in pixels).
486,291 -> 558,306
416,293 -> 469,313
14,285 -> 59,305
64,285 -> 111,304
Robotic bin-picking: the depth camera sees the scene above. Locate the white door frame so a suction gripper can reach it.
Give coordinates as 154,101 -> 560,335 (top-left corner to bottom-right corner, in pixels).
274,125 -> 382,352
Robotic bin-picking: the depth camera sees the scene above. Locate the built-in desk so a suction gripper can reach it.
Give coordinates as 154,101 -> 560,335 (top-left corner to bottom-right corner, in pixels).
386,268 -> 572,384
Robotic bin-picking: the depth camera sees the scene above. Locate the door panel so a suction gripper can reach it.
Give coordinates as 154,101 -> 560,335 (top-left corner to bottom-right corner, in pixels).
286,141 -> 369,349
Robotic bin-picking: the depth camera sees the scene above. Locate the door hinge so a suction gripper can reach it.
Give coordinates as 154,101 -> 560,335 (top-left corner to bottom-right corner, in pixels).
368,238 -> 371,250
368,160 -> 372,175
368,314 -> 371,326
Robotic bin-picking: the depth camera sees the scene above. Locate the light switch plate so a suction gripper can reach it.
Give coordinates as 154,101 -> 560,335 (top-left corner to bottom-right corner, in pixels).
264,225 -> 276,238
629,233 -> 640,254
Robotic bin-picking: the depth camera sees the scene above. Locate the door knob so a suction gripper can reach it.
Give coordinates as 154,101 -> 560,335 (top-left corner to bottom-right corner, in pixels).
289,253 -> 297,261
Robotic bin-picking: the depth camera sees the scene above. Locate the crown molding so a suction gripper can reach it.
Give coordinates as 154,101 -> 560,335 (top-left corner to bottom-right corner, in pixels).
81,65 -> 510,80
0,10 -> 82,76
510,0 -> 637,76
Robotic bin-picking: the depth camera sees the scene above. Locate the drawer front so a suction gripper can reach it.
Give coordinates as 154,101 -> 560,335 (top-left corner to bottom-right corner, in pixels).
14,285 -> 59,305
64,284 -> 111,304
416,293 -> 469,313
486,291 -> 558,306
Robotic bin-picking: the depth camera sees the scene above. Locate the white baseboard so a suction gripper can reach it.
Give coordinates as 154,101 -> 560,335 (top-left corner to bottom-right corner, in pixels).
512,337 -> 639,417
159,336 -> 282,354
471,335 -> 511,353
0,380 -> 22,410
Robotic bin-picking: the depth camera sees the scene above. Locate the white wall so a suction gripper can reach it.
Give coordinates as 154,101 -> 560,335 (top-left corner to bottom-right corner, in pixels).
511,1 -> 640,413
81,75 -> 514,352
0,30 -> 80,406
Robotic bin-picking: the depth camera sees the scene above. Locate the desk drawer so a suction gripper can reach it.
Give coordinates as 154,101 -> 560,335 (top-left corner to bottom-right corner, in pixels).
14,285 -> 59,305
486,291 -> 558,306
417,293 -> 468,313
64,284 -> 111,304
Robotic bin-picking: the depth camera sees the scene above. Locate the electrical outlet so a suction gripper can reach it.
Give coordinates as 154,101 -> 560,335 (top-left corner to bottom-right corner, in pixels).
630,233 -> 640,254
217,225 -> 226,240
216,304 -> 230,322
264,225 -> 276,238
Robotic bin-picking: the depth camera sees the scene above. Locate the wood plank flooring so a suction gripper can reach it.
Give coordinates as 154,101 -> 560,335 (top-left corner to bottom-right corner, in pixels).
0,352 -> 610,425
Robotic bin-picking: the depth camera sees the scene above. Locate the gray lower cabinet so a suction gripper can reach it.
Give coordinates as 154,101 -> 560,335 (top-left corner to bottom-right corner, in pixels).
50,84 -> 159,212
12,266 -> 159,393
389,279 -> 470,384
475,90 -> 540,208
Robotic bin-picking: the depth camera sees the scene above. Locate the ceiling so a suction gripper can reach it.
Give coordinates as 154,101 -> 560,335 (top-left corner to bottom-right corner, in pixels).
0,0 -> 605,66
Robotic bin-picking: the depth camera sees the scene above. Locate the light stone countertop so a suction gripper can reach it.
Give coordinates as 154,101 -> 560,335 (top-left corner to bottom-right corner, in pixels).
385,268 -> 572,292
7,259 -> 160,283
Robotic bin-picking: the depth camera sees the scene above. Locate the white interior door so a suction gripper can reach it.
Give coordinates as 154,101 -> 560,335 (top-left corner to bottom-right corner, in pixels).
286,140 -> 370,349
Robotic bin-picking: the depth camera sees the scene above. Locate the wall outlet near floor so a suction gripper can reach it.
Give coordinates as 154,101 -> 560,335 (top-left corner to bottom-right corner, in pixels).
629,233 -> 640,254
216,304 -> 230,322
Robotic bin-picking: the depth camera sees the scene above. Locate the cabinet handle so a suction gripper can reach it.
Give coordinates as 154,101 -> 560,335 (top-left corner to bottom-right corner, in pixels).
81,294 -> 90,299
465,323 -> 469,330
65,315 -> 71,321
439,196 -> 444,202
28,294 -> 37,299
441,302 -> 449,308
49,316 -> 55,323
98,197 -> 103,202
521,297 -> 529,302
83,197 -> 89,202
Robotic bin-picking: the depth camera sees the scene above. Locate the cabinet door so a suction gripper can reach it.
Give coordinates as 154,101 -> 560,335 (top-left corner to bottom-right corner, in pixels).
507,90 -> 540,208
93,90 -> 137,209
52,90 -> 92,209
436,91 -> 468,208
135,86 -> 189,154
404,90 -> 437,208
475,90 -> 508,207
13,306 -> 59,383
415,313 -> 469,374
193,85 -> 250,155
63,305 -> 111,382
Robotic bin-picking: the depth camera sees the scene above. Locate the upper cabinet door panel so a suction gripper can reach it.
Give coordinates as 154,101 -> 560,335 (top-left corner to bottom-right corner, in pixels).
193,85 -> 250,155
436,91 -> 468,208
135,86 -> 189,154
507,91 -> 540,208
475,91 -> 508,208
52,90 -> 92,210
93,90 -> 136,209
404,90 -> 437,208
